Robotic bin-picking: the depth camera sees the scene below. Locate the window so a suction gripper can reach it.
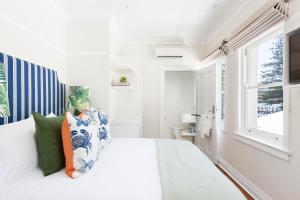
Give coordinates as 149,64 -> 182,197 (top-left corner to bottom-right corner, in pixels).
239,27 -> 285,145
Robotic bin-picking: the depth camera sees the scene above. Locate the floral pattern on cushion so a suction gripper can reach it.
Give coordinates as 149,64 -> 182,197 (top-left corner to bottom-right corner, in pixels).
83,107 -> 111,148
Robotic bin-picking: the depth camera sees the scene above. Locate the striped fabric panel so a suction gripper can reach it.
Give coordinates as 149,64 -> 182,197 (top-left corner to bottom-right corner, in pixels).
0,52 -> 66,125
0,53 -> 4,125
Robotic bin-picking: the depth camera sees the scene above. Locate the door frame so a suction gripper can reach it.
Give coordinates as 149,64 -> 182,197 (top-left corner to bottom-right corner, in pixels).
160,67 -> 197,138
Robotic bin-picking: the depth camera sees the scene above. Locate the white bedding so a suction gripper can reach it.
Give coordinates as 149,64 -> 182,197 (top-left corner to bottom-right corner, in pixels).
1,139 -> 162,200
1,138 -> 245,200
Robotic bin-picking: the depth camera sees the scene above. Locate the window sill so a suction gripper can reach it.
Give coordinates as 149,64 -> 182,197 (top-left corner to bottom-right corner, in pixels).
234,132 -> 292,161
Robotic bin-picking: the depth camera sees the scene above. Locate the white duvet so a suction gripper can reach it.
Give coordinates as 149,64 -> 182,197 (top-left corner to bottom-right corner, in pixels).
1,138 -> 245,200
1,139 -> 162,200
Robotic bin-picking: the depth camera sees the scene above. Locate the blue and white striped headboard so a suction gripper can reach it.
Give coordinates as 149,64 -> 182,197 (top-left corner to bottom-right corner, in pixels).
0,52 -> 66,125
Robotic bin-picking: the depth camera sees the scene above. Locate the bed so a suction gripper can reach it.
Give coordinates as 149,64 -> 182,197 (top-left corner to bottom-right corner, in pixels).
0,136 -> 246,200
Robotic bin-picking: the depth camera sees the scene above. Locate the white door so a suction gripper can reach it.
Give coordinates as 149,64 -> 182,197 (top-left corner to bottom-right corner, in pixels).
195,65 -> 217,163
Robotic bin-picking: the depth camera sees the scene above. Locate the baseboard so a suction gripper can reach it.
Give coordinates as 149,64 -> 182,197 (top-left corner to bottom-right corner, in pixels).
217,156 -> 273,200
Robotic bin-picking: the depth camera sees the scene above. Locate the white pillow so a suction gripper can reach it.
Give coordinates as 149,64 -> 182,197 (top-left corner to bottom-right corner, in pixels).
47,112 -> 56,117
0,113 -> 57,184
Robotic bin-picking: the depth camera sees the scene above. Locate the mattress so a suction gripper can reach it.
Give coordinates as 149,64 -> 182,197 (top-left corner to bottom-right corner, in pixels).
1,138 -> 245,200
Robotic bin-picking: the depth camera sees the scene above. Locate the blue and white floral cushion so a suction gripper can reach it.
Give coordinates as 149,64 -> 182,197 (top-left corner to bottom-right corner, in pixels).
63,112 -> 100,178
82,107 -> 111,149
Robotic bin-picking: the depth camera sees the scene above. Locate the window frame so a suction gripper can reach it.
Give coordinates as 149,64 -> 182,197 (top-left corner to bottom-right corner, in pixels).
236,24 -> 291,157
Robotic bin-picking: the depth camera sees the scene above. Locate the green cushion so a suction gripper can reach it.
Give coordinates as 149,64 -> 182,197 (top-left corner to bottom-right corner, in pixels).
33,112 -> 65,176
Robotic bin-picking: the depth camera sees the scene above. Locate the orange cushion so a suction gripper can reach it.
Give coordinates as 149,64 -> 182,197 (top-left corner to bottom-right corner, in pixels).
61,115 -> 75,178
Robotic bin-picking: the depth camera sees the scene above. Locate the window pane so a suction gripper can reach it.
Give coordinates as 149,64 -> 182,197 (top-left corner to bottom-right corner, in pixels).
257,86 -> 283,134
257,34 -> 284,85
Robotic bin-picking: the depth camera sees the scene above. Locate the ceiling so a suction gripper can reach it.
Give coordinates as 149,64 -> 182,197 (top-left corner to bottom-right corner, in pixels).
50,0 -> 252,44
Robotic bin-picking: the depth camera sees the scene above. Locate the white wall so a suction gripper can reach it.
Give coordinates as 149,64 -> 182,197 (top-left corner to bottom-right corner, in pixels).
0,0 -> 66,82
214,1 -> 300,199
143,66 -> 161,138
0,1 -> 111,112
111,44 -> 202,138
66,19 -> 110,113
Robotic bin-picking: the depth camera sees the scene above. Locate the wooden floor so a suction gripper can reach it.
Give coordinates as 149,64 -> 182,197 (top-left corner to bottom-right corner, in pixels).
216,165 -> 254,200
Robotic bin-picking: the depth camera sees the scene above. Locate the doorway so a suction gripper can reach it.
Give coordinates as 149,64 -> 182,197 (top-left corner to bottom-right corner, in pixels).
161,70 -> 196,139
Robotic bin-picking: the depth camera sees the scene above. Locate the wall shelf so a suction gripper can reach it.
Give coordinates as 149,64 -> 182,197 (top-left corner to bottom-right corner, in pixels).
181,132 -> 197,137
111,86 -> 134,90
110,66 -> 135,90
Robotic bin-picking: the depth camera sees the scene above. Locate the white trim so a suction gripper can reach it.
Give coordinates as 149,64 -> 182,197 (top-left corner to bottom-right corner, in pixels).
28,62 -> 32,116
234,132 -> 292,161
246,82 -> 283,89
160,69 -> 165,138
34,65 -> 38,112
237,26 -> 290,151
110,119 -> 142,126
54,71 -> 57,114
46,69 -> 49,115
21,60 -> 25,120
217,156 -> 273,200
40,66 -> 44,115
282,84 -> 290,150
195,65 -> 218,163
287,84 -> 300,88
110,120 -> 143,138
13,57 -> 17,122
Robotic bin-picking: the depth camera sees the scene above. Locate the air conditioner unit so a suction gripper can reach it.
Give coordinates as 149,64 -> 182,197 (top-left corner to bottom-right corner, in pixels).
154,47 -> 186,58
